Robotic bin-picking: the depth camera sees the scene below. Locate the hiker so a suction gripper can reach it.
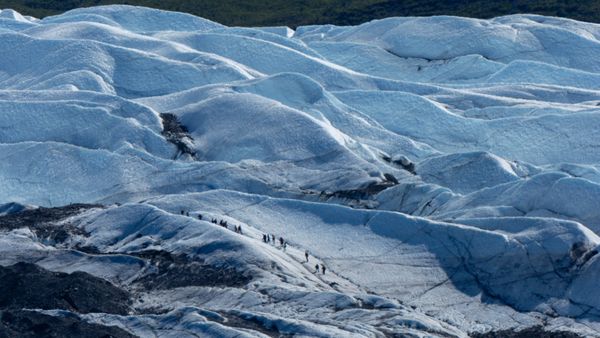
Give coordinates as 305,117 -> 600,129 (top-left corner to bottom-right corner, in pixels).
211,219 -> 217,224
262,234 -> 267,243
198,214 -> 203,220
186,212 -> 190,217
315,264 -> 319,273
283,242 -> 287,251
321,265 -> 326,275
304,250 -> 309,262
238,225 -> 243,234
180,210 -> 185,215
279,237 -> 284,246
271,234 -> 275,242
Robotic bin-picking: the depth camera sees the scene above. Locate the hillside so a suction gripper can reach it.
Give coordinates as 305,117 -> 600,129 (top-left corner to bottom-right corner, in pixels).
1,0 -> 600,26
0,4 -> 600,337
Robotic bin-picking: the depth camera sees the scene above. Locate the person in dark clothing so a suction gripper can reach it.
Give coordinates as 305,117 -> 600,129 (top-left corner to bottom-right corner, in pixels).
304,250 -> 309,262
262,234 -> 267,242
238,225 -> 243,234
321,265 -> 326,274
283,242 -> 287,251
279,237 -> 284,246
186,212 -> 190,217
198,214 -> 203,220
271,234 -> 275,242
315,264 -> 319,273
180,210 -> 184,215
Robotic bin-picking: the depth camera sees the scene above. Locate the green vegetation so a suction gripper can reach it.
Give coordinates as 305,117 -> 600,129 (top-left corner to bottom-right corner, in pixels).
1,0 -> 599,26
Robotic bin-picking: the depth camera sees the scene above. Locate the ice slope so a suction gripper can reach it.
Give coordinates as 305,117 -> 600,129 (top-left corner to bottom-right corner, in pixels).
299,15 -> 600,72
308,41 -> 505,83
42,5 -> 223,33
417,151 -> 523,194
334,90 -> 600,165
132,191 -> 600,334
165,93 -> 361,164
0,32 -> 253,97
0,5 -> 599,337
137,73 -> 438,161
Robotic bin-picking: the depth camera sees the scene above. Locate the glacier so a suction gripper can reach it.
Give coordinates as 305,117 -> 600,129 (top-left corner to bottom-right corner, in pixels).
0,5 -> 600,337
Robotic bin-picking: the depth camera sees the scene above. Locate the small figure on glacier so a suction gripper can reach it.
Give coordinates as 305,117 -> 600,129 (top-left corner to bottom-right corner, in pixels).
186,211 -> 190,217
321,265 -> 326,275
283,241 -> 287,251
271,234 -> 276,242
180,210 -> 185,215
305,250 -> 309,262
279,237 -> 284,246
238,225 -> 243,234
315,264 -> 320,273
198,214 -> 203,220
262,234 -> 267,243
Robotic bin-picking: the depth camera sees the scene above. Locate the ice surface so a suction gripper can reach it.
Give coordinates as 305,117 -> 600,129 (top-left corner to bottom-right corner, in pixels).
0,5 -> 599,337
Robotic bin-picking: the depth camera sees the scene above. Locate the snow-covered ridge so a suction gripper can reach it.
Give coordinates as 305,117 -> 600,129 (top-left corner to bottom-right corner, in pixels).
0,5 -> 599,337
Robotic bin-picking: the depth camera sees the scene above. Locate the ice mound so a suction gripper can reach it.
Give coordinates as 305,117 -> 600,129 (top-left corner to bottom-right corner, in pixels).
0,5 -> 599,337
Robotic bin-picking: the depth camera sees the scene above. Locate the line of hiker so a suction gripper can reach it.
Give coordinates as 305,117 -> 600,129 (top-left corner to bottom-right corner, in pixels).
262,233 -> 287,251
181,209 -> 326,276
306,250 -> 325,275
261,238 -> 325,275
181,210 -> 242,234
315,263 -> 326,275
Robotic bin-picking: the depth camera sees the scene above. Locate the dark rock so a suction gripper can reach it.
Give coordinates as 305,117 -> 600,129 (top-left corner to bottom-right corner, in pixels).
0,310 -> 137,338
218,311 -> 285,338
0,203 -> 29,216
0,263 -> 131,315
0,203 -> 100,244
324,180 -> 396,201
393,159 -> 416,175
382,154 -> 417,175
383,173 -> 399,185
132,250 -> 252,290
471,326 -> 585,338
160,113 -> 197,159
579,249 -> 598,266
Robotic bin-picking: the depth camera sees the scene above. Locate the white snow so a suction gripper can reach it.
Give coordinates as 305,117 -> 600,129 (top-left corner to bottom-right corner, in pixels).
0,5 -> 599,337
